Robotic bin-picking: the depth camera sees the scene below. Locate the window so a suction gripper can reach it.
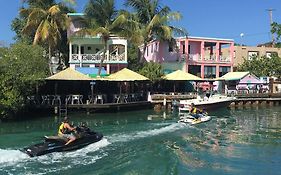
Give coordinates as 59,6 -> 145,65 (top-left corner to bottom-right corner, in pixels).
204,66 -> 216,78
87,46 -> 91,50
155,43 -> 158,52
151,44 -> 153,53
248,51 -> 258,60
266,52 -> 277,58
81,46 -> 84,54
182,44 -> 185,54
219,66 -> 230,77
168,45 -> 173,52
146,46 -> 149,56
168,42 -> 173,52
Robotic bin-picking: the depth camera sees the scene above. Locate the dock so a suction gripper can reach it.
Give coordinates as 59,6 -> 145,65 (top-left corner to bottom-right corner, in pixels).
29,101 -> 152,115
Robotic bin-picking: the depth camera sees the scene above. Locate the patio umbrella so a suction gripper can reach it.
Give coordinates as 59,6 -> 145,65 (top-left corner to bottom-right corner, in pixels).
162,70 -> 202,81
105,68 -> 149,100
105,68 -> 149,81
46,67 -> 93,81
162,70 -> 202,92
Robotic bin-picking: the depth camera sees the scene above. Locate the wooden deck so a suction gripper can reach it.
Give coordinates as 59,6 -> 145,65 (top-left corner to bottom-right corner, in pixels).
67,101 -> 152,111
31,101 -> 152,113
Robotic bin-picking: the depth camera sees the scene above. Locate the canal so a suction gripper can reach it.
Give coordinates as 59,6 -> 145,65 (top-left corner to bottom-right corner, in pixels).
0,106 -> 280,174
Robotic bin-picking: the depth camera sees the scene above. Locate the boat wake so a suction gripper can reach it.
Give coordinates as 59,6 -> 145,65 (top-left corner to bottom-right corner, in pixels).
0,149 -> 29,165
108,123 -> 186,143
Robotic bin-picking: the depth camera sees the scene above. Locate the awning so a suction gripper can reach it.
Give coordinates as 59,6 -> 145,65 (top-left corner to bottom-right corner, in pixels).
162,70 -> 202,81
220,72 -> 249,81
105,68 -> 149,81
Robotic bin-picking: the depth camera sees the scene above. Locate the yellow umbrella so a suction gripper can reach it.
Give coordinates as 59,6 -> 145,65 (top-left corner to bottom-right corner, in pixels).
46,67 -> 93,81
163,70 -> 202,81
105,68 -> 149,81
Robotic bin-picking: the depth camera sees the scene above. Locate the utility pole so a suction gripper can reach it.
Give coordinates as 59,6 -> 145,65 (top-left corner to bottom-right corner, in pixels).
266,9 -> 275,45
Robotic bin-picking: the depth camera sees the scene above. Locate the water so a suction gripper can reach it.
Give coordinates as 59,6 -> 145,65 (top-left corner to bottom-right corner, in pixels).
0,106 -> 281,175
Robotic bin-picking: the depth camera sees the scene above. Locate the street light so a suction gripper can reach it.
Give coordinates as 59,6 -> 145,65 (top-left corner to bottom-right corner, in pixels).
240,33 -> 244,46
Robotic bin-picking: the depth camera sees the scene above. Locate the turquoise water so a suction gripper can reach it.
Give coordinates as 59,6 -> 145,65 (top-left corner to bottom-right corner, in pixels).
0,106 -> 280,175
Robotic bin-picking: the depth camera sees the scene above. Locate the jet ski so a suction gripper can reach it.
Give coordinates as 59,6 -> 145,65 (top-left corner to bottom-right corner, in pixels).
178,113 -> 211,125
22,126 -> 103,157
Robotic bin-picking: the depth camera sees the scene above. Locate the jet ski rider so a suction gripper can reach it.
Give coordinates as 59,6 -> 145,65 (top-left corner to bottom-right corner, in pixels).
189,103 -> 207,120
58,116 -> 76,145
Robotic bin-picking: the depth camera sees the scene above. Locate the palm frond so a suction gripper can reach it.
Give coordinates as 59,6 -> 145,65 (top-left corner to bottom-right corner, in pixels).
48,5 -> 60,16
41,20 -> 51,41
33,21 -> 45,44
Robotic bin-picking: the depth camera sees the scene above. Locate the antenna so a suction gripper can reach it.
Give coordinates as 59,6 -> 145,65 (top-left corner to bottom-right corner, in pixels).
266,8 -> 275,44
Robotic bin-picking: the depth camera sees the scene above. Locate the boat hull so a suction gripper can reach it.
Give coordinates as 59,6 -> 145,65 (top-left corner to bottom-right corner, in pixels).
22,132 -> 103,157
178,115 -> 211,125
178,95 -> 235,112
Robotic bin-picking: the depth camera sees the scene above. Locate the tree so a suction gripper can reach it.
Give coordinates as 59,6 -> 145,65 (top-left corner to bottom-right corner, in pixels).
76,0 -> 137,76
237,55 -> 281,78
0,43 -> 48,119
125,0 -> 187,62
138,62 -> 163,83
16,1 -> 75,74
20,4 -> 70,75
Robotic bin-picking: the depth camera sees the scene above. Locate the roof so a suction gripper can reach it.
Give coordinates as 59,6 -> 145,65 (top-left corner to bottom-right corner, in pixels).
67,13 -> 84,16
105,68 -> 149,81
46,67 -> 92,81
163,70 -> 202,81
220,72 -> 249,81
175,36 -> 234,42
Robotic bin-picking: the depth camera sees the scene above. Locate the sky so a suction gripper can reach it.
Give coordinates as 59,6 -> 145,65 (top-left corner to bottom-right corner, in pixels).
1,0 -> 281,46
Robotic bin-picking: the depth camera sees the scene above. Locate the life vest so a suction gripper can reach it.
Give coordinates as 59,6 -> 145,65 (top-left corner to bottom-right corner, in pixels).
190,107 -> 201,114
58,122 -> 69,135
190,107 -> 197,114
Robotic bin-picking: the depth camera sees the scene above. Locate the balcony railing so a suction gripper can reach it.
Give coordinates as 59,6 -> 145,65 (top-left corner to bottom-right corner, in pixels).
204,55 -> 216,61
219,55 -> 231,62
188,54 -> 201,61
70,53 -> 126,63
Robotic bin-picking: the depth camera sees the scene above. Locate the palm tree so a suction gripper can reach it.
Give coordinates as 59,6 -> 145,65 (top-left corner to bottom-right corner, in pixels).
74,0 -> 137,76
20,4 -> 70,74
125,0 -> 187,62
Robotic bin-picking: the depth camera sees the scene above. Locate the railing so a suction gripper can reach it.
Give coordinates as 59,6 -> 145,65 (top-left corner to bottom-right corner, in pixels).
82,54 -> 104,62
204,55 -> 216,61
219,55 -> 231,62
70,53 -> 126,63
188,54 -> 201,61
109,52 -> 125,62
178,54 -> 230,63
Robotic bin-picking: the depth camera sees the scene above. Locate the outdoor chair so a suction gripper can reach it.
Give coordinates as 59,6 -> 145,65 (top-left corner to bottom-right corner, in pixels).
52,95 -> 61,105
94,95 -> 104,104
41,95 -> 51,105
113,94 -> 120,103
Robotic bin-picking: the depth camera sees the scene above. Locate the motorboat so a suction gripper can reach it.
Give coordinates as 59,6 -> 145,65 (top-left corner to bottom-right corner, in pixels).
178,113 -> 211,125
178,94 -> 235,113
22,126 -> 103,157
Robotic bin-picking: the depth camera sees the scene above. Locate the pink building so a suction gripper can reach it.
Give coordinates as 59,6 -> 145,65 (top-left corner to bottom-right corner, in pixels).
141,36 -> 234,79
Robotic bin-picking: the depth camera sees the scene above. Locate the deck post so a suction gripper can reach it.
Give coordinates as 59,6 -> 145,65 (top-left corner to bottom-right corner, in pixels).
54,106 -> 58,114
